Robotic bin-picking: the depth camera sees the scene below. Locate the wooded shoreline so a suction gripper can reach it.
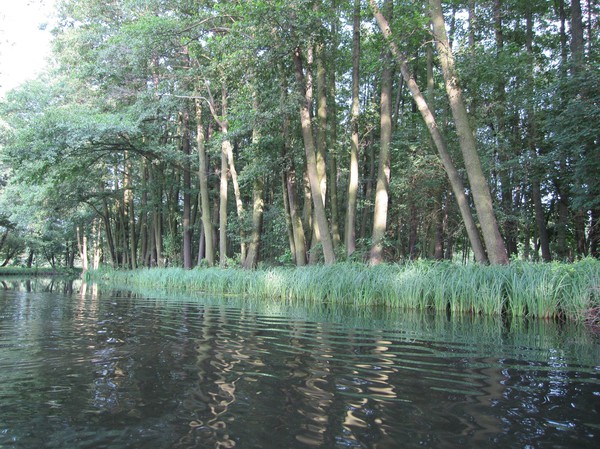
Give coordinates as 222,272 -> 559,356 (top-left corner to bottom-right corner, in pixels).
86,260 -> 599,325
2,1 -> 598,275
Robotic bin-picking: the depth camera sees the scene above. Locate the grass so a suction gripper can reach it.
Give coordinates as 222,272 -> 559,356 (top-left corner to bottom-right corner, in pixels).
87,259 -> 600,323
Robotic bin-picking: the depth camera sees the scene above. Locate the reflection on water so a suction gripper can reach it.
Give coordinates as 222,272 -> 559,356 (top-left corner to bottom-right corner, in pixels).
0,279 -> 599,448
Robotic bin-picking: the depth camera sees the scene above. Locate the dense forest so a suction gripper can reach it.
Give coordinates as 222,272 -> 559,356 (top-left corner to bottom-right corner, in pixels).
0,0 -> 598,270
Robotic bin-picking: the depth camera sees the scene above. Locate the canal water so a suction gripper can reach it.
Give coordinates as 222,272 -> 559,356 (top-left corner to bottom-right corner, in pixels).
1,278 -> 599,448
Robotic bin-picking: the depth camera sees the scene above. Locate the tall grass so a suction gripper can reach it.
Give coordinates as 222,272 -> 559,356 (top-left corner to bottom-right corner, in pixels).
88,259 -> 599,322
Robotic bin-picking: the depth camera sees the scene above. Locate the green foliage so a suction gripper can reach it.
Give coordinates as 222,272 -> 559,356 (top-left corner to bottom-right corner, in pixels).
1,0 -> 599,269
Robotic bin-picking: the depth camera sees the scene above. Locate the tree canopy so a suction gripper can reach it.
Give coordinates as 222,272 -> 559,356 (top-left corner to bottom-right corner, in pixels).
0,0 -> 598,269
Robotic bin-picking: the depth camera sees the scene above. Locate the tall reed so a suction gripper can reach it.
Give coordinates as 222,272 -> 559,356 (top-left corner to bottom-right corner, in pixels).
89,259 -> 599,321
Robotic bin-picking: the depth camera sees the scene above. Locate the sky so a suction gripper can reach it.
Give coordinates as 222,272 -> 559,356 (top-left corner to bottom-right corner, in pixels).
0,0 -> 56,97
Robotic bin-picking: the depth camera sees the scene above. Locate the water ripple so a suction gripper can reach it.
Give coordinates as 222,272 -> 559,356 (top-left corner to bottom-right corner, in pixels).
0,283 -> 599,448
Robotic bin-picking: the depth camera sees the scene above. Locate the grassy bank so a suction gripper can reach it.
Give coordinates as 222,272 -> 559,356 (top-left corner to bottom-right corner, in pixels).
86,259 -> 600,323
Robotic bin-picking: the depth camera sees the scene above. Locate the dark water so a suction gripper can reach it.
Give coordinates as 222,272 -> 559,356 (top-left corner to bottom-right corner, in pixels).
1,278 -> 599,449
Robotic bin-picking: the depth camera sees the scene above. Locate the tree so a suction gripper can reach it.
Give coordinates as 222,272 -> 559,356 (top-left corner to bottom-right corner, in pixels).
428,0 -> 509,265
369,0 -> 488,264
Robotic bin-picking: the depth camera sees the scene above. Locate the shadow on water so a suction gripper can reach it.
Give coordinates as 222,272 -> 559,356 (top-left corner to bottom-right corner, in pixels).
0,279 -> 599,448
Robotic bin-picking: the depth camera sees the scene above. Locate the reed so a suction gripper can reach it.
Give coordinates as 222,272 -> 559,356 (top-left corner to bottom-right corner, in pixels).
88,259 -> 599,322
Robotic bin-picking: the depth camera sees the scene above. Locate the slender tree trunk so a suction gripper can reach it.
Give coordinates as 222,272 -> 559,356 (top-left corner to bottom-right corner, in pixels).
369,0 -> 488,264
149,165 -> 164,267
0,230 -> 7,253
219,88 -> 246,262
313,42 -> 329,256
293,45 -> 336,265
370,2 -> 393,265
429,0 -> 508,265
153,205 -> 163,267
92,219 -> 102,270
242,178 -> 264,269
360,142 -> 375,241
571,0 -> 584,68
181,110 -> 193,269
242,96 -> 265,270
523,7 -> 551,262
408,202 -> 419,260
468,0 -> 476,49
101,195 -> 117,266
328,18 -> 341,249
571,0 -> 587,257
282,172 -> 297,264
126,161 -> 137,269
532,180 -> 551,261
346,0 -> 360,257
76,226 -> 89,271
554,0 -> 570,260
195,99 -> 214,266
302,163 -> 312,242
281,82 -> 306,266
287,168 -> 307,266
590,208 -> 600,258
219,140 -> 229,267
139,163 -> 148,266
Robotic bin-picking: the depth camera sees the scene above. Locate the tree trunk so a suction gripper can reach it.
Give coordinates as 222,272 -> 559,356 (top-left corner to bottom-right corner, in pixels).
571,0 -> 587,258
346,0 -> 360,258
126,158 -> 137,269
369,0 -> 488,264
590,208 -> 600,258
0,230 -> 7,253
220,87 -> 246,262
524,7 -> 551,262
370,2 -> 393,265
328,22 -> 341,249
429,0 -> 508,265
101,195 -> 117,266
153,204 -> 163,267
532,180 -> 551,261
571,0 -> 584,69
139,163 -> 149,266
293,45 -> 336,265
92,219 -> 102,270
282,172 -> 297,264
219,140 -> 229,267
306,43 -> 330,264
242,96 -> 265,270
181,110 -> 193,269
26,250 -> 34,268
76,226 -> 89,271
242,178 -> 264,269
195,99 -> 214,266
360,141 -> 375,241
408,202 -> 419,260
287,168 -> 307,266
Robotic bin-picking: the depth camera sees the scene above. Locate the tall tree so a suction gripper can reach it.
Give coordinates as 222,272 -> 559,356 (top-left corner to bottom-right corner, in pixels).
370,0 -> 393,265
293,45 -> 336,265
428,0 -> 509,265
346,0 -> 361,258
369,0 -> 488,264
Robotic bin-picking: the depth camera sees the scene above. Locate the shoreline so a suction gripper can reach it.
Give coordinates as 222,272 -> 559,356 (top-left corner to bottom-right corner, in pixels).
85,259 -> 599,325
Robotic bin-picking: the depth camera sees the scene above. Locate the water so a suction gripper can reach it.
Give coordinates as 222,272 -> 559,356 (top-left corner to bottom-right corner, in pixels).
1,278 -> 599,448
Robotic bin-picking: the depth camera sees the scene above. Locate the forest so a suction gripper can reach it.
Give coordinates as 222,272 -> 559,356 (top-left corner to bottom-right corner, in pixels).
0,0 -> 598,271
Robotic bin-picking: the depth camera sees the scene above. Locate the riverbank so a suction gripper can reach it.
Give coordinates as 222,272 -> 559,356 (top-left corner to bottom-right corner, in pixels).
86,259 -> 599,324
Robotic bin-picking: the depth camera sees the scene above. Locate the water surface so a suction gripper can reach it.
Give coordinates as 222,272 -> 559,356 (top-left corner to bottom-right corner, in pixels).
1,278 -> 599,448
